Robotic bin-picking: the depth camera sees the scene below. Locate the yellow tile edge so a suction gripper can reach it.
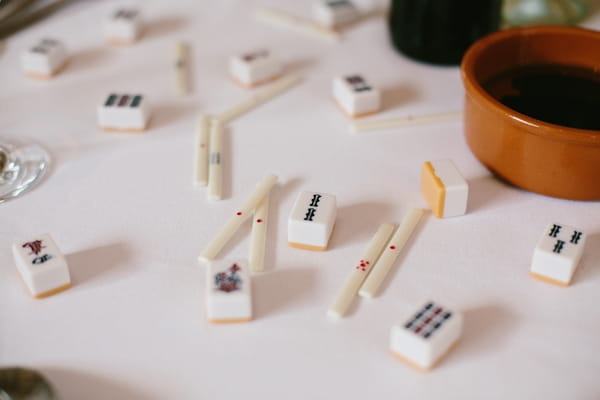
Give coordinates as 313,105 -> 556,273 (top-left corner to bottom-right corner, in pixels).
34,283 -> 72,299
25,61 -> 69,80
421,161 -> 445,218
208,317 -> 252,324
288,242 -> 327,251
100,126 -> 147,133
100,118 -> 151,133
333,98 -> 381,119
391,350 -> 430,372
108,39 -> 138,46
391,339 -> 460,372
530,272 -> 570,286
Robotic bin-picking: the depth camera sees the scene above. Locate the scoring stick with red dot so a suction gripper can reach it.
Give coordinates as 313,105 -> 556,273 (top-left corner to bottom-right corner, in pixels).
248,192 -> 271,272
198,174 -> 278,262
328,223 -> 395,318
358,208 -> 424,298
193,115 -> 210,187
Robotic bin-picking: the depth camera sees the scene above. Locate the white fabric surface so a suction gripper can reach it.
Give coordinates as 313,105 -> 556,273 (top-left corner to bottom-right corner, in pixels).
1,1 -> 600,399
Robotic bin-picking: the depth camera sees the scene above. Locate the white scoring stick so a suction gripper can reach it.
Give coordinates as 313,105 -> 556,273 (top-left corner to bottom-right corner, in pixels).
349,111 -> 462,133
194,115 -> 210,186
217,75 -> 301,124
359,208 -> 425,298
173,41 -> 190,95
207,119 -> 223,200
328,223 -> 395,318
199,174 -> 278,262
248,193 -> 270,272
254,7 -> 341,42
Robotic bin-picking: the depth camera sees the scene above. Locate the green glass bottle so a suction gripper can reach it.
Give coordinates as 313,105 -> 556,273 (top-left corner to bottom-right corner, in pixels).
389,0 -> 502,65
503,0 -> 588,26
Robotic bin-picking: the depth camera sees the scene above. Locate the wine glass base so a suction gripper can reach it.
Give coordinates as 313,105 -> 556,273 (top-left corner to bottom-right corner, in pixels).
0,141 -> 50,203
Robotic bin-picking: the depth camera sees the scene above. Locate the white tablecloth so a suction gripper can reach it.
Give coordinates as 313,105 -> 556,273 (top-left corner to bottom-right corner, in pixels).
1,1 -> 599,399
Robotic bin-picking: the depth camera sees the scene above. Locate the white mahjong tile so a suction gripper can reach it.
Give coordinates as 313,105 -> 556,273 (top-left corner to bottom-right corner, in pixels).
390,301 -> 462,370
531,223 -> 586,285
333,75 -> 381,117
288,191 -> 336,251
206,259 -> 252,322
12,234 -> 70,298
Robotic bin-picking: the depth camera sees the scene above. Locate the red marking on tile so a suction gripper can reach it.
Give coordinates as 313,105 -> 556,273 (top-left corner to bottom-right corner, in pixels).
390,245 -> 396,250
256,219 -> 263,223
236,211 -> 242,216
118,95 -> 130,106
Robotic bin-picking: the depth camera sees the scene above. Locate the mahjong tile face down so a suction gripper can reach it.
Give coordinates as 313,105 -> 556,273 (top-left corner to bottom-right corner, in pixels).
421,159 -> 468,218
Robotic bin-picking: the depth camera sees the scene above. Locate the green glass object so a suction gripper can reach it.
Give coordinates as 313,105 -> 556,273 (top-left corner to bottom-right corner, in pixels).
503,0 -> 588,26
389,0 -> 502,65
0,368 -> 55,400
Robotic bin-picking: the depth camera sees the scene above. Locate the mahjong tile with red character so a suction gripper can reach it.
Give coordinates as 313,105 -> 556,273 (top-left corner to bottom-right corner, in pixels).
206,259 -> 252,323
12,234 -> 71,298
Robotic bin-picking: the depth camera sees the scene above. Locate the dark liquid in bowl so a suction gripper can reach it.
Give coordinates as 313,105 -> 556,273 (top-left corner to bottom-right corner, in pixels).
483,64 -> 600,130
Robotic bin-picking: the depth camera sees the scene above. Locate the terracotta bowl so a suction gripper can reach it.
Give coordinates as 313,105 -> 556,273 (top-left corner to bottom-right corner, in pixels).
461,26 -> 600,200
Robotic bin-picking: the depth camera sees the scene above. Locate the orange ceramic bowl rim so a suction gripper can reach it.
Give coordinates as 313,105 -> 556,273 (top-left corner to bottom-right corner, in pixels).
460,25 -> 600,200
461,25 -> 600,148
